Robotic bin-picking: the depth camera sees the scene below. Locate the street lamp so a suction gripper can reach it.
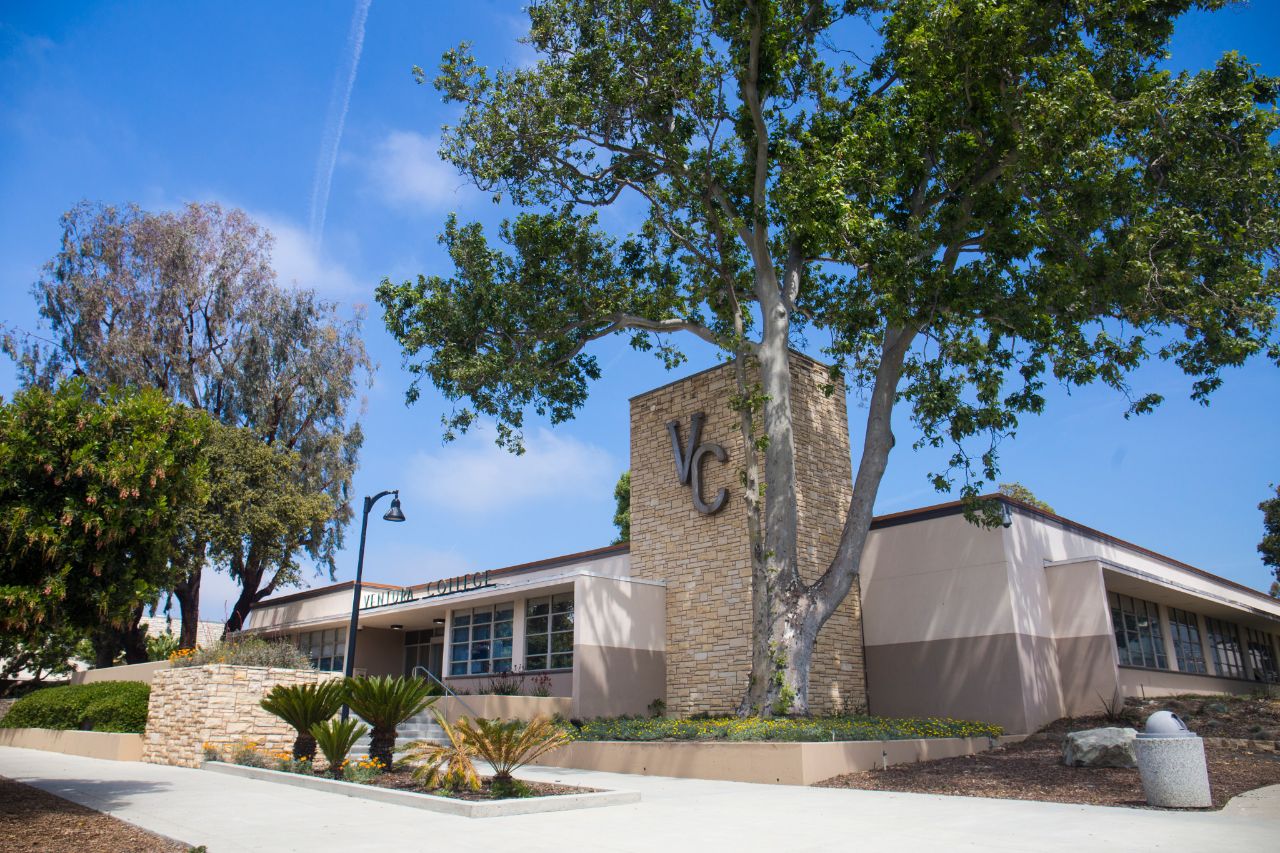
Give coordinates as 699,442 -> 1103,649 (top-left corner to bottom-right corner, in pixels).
340,489 -> 406,720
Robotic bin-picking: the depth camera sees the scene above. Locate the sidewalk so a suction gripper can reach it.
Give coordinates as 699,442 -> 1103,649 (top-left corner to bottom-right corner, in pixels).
1,746 -> 1275,852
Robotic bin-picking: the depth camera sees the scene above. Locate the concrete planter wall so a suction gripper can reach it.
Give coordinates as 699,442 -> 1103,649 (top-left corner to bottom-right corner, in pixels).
536,735 -> 1021,786
143,664 -> 337,768
433,695 -> 572,724
0,727 -> 144,761
71,660 -> 172,686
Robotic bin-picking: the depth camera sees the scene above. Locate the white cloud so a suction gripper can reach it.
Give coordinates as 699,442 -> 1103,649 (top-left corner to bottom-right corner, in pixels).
255,211 -> 362,296
368,130 -> 470,211
408,422 -> 616,514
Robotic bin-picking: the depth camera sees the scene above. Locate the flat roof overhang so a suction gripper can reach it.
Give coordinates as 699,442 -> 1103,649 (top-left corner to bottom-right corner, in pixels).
243,570 -> 664,637
1048,556 -> 1280,631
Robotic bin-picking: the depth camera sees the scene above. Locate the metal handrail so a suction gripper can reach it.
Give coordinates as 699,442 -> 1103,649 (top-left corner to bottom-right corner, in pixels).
411,665 -> 480,719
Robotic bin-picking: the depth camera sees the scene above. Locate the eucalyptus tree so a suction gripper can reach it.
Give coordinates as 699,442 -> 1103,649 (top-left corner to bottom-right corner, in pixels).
1261,484 -> 1280,594
4,202 -> 372,644
377,0 -> 1280,715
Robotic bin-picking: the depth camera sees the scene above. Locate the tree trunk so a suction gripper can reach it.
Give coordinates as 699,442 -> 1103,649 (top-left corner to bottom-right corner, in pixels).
120,605 -> 150,664
739,320 -> 916,717
368,727 -> 396,769
293,731 -> 317,762
173,569 -> 201,649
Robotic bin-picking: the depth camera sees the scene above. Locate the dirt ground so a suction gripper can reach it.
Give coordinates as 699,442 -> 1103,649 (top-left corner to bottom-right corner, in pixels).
0,775 -> 194,852
816,739 -> 1280,810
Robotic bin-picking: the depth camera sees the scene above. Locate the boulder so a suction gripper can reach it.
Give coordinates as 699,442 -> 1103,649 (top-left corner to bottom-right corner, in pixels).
1062,727 -> 1138,768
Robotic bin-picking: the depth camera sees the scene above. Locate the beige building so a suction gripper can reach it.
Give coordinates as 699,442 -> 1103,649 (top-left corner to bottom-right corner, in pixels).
244,355 -> 1280,733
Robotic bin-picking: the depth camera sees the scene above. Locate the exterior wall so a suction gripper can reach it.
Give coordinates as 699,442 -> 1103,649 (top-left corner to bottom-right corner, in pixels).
629,354 -> 865,716
72,660 -> 171,685
444,670 -> 574,698
573,575 -> 666,717
353,627 -> 403,677
246,588 -> 362,632
142,664 -> 336,768
1116,666 -> 1261,699
432,695 -> 572,724
1045,560 -> 1119,717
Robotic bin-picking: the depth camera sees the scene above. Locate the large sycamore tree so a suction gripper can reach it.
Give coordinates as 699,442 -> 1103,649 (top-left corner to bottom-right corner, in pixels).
378,0 -> 1280,715
4,202 -> 371,644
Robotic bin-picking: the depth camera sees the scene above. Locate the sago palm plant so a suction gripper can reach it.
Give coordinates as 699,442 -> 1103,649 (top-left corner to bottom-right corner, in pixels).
401,711 -> 481,792
310,717 -> 368,779
454,716 -> 569,797
343,675 -> 437,768
260,680 -> 345,761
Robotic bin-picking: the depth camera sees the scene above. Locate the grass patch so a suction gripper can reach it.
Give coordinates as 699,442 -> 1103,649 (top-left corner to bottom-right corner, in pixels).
561,715 -> 1002,742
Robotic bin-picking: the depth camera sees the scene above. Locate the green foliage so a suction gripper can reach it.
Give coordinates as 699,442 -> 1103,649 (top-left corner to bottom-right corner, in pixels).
0,627 -> 85,697
260,681 -> 345,760
612,470 -> 630,543
0,681 -> 151,733
170,636 -> 311,670
1260,484 -> 1280,592
2,201 -> 373,640
343,675 -> 437,768
997,483 -> 1054,514
0,380 -> 210,650
564,715 -> 1002,742
403,711 -> 481,791
310,717 -> 369,779
453,716 -> 569,784
145,632 -> 179,662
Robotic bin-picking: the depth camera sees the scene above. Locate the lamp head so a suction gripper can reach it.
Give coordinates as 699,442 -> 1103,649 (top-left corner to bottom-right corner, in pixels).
383,493 -> 406,523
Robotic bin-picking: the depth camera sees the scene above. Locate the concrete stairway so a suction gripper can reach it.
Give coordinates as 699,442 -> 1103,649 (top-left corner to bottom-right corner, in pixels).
348,708 -> 445,761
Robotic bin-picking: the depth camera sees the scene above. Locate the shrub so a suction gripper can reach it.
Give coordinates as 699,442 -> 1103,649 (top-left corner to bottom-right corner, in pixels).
560,715 -> 1003,742
230,741 -> 272,769
342,755 -> 385,782
169,636 -> 311,669
0,681 -> 151,733
402,711 -> 481,792
343,675 -> 436,768
455,716 -> 569,796
260,681 -> 344,761
311,717 -> 368,779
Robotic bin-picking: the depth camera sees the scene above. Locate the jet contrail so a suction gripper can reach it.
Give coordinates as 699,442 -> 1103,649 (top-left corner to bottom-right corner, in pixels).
309,0 -> 372,246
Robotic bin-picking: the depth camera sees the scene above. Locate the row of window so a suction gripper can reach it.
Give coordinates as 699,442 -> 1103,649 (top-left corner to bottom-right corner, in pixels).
1109,592 -> 1279,681
447,593 -> 574,677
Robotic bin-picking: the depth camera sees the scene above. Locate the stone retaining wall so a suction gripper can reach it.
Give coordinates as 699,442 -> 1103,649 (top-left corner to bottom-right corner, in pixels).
142,664 -> 336,768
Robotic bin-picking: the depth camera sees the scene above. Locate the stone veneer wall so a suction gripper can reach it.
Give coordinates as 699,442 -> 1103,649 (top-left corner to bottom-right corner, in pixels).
142,664 -> 336,768
629,352 -> 866,716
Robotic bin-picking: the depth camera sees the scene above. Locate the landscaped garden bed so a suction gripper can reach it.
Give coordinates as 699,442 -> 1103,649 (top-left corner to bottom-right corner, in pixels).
817,693 -> 1280,810
560,714 -> 1003,742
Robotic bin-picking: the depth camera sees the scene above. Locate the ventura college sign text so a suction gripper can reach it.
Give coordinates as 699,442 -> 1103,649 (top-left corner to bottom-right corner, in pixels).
666,412 -> 728,515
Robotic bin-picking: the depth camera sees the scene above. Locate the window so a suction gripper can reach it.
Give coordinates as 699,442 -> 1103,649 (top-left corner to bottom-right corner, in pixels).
1245,628 -> 1279,683
1204,617 -> 1245,679
1109,593 -> 1167,669
403,628 -> 437,677
1167,608 -> 1207,674
297,628 -> 346,672
525,593 -> 574,671
449,603 -> 513,676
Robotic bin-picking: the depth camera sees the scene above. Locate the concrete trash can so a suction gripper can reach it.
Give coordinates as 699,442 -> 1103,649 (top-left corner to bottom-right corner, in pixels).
1134,710 -> 1212,808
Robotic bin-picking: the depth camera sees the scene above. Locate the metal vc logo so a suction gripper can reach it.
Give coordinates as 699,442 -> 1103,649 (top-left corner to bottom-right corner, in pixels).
666,412 -> 728,515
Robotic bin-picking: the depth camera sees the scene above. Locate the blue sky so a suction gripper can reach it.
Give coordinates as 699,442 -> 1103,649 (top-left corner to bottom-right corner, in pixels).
2,1 -> 1279,625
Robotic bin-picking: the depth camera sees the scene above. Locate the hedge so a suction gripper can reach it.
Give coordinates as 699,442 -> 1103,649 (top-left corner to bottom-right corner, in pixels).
0,681 -> 151,733
560,714 -> 1003,742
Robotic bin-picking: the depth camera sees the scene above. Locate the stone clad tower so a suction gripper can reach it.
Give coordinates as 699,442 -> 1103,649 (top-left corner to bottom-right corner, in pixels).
628,352 -> 867,716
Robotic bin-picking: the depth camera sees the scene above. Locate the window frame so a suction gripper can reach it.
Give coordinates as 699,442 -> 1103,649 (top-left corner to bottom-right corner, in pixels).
1245,627 -> 1280,683
524,592 -> 575,672
296,627 -> 346,673
1204,616 -> 1246,679
1167,608 -> 1207,675
1108,592 -> 1168,670
448,603 -> 514,677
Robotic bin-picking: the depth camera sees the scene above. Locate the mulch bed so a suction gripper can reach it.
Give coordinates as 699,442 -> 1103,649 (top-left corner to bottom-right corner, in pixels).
815,740 -> 1280,810
0,775 -> 192,852
366,769 -> 595,801
1039,694 -> 1280,741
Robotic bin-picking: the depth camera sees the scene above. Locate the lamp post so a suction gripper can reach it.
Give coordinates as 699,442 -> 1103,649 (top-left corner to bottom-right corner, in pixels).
340,489 -> 406,720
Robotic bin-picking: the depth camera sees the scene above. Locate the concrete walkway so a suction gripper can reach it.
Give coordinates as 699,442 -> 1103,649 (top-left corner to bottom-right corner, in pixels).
1,746 -> 1275,852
